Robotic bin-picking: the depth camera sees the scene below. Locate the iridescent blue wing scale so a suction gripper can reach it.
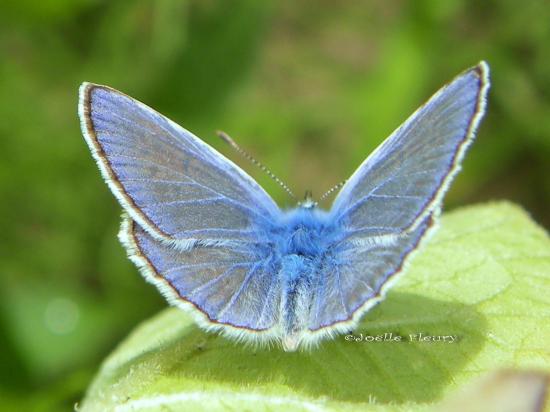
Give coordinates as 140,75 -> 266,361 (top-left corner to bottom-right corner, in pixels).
79,83 -> 283,339
305,62 -> 490,338
120,218 -> 281,334
79,83 -> 280,244
330,62 -> 490,239
309,213 -> 435,332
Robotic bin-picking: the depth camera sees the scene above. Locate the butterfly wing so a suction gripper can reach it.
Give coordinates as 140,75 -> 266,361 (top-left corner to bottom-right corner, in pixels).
79,83 -> 283,338
307,62 -> 490,337
119,217 -> 281,335
329,62 -> 490,238
79,83 -> 281,244
309,212 -> 435,333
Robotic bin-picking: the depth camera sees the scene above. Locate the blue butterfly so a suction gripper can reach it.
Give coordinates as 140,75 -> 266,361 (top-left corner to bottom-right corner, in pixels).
78,62 -> 490,351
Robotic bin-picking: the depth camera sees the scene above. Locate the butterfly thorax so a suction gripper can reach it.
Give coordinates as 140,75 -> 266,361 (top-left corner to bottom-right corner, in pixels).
279,206 -> 334,257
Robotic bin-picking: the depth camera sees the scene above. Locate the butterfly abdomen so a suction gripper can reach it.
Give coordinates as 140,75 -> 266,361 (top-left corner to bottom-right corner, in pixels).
276,208 -> 341,351
279,254 -> 315,351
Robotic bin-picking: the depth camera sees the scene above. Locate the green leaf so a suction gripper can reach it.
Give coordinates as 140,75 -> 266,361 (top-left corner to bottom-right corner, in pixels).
79,202 -> 550,412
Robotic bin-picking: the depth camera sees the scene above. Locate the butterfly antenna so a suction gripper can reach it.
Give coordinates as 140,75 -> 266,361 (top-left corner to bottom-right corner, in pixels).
217,131 -> 297,200
319,180 -> 347,202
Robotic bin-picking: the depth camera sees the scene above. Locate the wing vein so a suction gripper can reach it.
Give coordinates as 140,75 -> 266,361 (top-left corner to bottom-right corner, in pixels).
216,261 -> 264,319
188,262 -> 252,297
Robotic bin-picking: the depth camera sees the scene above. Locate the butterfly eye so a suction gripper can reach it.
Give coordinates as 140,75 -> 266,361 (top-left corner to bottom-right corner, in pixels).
298,190 -> 318,209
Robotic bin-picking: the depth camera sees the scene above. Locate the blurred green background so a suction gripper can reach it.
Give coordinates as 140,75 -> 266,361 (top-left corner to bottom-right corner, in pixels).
0,1 -> 549,410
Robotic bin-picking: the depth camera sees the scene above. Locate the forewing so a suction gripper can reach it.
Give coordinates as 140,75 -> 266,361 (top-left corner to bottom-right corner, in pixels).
120,217 -> 282,332
330,62 -> 490,237
309,213 -> 435,331
79,83 -> 280,242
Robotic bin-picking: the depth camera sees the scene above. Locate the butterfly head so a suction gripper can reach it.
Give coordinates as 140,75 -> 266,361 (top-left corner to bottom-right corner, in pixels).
298,190 -> 318,209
